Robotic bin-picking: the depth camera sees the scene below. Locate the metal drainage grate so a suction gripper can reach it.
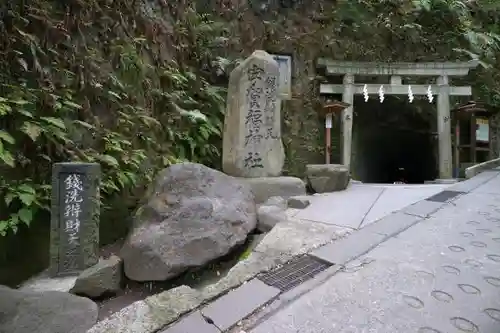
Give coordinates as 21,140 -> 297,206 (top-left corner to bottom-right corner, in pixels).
259,255 -> 332,292
426,190 -> 465,203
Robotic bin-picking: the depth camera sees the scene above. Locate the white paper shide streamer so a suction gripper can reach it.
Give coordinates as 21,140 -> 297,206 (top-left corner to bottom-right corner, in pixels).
378,85 -> 384,103
363,84 -> 369,102
427,85 -> 434,103
408,85 -> 414,103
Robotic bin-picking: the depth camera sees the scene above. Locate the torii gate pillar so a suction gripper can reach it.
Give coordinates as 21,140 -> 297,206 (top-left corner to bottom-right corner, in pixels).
437,75 -> 452,179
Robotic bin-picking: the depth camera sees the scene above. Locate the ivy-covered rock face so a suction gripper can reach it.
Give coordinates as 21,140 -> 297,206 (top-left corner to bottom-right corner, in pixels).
1,0 -> 500,285
204,0 -> 500,175
0,0 -> 230,284
0,1 -> 229,237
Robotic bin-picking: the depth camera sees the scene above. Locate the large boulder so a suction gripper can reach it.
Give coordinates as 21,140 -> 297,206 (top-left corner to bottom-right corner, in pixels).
70,255 -> 123,298
120,163 -> 257,281
306,164 -> 350,193
0,285 -> 98,333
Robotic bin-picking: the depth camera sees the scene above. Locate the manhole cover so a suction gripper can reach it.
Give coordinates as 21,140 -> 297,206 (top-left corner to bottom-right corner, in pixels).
259,255 -> 332,292
425,190 -> 464,203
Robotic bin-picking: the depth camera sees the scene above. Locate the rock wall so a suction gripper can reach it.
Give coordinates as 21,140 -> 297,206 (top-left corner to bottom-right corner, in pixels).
206,0 -> 500,175
3,0 -> 500,287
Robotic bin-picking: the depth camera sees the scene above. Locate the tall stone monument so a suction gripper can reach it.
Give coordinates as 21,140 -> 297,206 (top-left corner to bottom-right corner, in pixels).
222,50 -> 285,178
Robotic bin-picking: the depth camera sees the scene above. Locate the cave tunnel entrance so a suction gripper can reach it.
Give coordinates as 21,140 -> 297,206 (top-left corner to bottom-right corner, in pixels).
351,95 -> 438,184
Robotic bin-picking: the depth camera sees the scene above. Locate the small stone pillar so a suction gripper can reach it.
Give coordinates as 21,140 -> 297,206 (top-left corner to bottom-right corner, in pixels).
49,162 -> 100,277
437,75 -> 453,179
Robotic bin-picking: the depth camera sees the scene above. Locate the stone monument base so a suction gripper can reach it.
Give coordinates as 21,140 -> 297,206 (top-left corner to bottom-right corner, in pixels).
20,256 -> 123,298
20,270 -> 77,293
238,176 -> 306,204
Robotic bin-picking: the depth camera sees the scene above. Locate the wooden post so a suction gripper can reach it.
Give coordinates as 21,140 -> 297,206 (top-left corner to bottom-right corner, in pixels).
325,114 -> 332,164
320,101 -> 350,165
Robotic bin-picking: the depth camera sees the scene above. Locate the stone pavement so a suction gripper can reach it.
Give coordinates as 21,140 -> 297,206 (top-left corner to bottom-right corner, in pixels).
291,182 -> 450,229
246,170 -> 500,333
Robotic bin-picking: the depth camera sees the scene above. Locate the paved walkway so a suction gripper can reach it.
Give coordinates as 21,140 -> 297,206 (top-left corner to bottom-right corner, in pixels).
292,183 -> 450,229
250,171 -> 500,333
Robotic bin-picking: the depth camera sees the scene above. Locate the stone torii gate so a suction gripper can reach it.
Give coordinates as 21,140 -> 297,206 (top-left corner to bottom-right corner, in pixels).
317,59 -> 479,179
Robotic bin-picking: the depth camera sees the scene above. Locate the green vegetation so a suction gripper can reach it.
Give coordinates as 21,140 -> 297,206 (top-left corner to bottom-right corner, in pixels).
333,0 -> 500,104
0,1 -> 228,236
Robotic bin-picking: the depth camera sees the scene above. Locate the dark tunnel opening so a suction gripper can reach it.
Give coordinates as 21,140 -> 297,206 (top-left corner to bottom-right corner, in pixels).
352,95 -> 438,184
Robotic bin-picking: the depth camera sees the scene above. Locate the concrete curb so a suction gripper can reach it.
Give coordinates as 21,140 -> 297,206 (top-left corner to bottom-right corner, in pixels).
161,279 -> 281,333
201,279 -> 280,331
465,157 -> 500,179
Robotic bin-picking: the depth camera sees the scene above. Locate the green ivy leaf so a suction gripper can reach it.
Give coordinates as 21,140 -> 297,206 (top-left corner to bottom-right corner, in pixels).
39,154 -> 51,161
63,100 -> 83,109
18,193 -> 35,206
11,99 -> 29,105
18,184 -> 36,194
18,208 -> 33,226
0,102 -> 12,116
18,58 -> 28,71
16,108 -> 34,118
117,172 -> 127,188
0,221 -> 7,236
73,120 -> 94,129
40,117 -> 66,129
10,214 -> 19,225
98,154 -> 119,167
198,126 -> 210,140
124,171 -> 138,184
107,91 -> 122,100
0,130 -> 15,144
21,122 -> 43,141
0,150 -> 15,167
4,193 -> 15,206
